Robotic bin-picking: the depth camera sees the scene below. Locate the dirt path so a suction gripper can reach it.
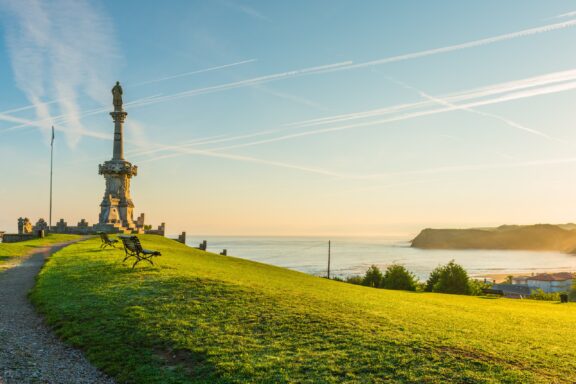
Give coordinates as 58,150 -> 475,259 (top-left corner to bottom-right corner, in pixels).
0,240 -> 115,384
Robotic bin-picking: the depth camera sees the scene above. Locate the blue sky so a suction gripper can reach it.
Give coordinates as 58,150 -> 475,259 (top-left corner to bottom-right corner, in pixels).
2,1 -> 576,236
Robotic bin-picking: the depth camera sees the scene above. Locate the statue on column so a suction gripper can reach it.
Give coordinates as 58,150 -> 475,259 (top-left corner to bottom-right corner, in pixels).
112,81 -> 123,109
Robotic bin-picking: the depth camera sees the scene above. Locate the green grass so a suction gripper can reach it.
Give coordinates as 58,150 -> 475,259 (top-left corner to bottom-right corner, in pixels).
31,235 -> 576,383
0,234 -> 81,270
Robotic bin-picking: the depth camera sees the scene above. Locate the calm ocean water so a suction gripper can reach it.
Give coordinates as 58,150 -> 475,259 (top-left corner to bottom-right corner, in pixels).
185,236 -> 576,280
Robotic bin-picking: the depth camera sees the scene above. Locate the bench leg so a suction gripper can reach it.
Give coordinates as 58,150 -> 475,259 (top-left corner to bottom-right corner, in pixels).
123,252 -> 137,263
132,257 -> 142,269
132,256 -> 155,269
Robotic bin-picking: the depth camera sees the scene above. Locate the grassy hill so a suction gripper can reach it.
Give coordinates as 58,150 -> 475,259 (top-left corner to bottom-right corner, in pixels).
412,224 -> 576,252
0,234 -> 79,270
30,235 -> 576,383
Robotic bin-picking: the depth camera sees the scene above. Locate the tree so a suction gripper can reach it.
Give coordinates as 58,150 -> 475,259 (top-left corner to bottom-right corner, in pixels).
425,265 -> 442,292
433,260 -> 471,295
362,265 -> 383,288
426,260 -> 471,295
381,264 -> 417,291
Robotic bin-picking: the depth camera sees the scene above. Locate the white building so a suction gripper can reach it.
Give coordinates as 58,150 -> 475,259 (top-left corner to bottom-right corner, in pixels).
525,272 -> 574,293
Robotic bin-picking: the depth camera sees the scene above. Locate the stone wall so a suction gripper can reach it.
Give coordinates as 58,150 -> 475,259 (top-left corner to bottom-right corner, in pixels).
2,234 -> 37,243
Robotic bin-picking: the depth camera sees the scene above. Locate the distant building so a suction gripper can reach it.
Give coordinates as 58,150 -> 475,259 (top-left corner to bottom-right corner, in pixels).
511,276 -> 529,285
506,272 -> 574,294
526,272 -> 574,293
492,284 -> 532,299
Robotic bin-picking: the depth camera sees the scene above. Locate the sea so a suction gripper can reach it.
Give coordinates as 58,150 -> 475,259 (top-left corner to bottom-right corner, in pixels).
185,236 -> 576,281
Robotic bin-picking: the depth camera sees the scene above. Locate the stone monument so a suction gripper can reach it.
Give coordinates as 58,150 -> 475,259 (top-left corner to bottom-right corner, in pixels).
96,82 -> 142,233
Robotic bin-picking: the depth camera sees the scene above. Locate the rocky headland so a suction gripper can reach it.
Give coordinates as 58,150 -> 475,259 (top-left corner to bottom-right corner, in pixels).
411,224 -> 576,253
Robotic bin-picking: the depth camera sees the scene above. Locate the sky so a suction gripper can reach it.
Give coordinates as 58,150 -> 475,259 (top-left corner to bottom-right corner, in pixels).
2,1 -> 576,237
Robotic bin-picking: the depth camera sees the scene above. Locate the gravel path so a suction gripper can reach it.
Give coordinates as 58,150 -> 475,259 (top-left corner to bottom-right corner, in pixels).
0,240 -> 115,384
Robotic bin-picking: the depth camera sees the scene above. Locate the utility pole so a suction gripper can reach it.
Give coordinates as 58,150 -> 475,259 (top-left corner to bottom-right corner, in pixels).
327,240 -> 331,279
49,126 -> 54,228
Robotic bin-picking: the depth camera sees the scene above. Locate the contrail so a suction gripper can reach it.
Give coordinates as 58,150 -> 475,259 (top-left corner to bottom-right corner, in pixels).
126,61 -> 355,109
0,100 -> 60,116
3,17 -> 576,140
385,76 -> 571,145
0,62 -> 353,134
137,138 -> 576,181
210,79 -> 576,152
101,18 -> 576,112
137,143 -> 347,178
0,111 -> 109,140
555,11 -> 576,19
129,128 -> 290,159
287,68 -> 576,129
128,68 -> 576,160
0,93 -> 164,134
320,18 -> 576,73
133,59 -> 258,86
360,157 -> 576,179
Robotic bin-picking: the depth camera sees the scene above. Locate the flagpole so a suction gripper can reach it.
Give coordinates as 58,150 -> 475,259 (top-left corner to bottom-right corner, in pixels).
49,126 -> 54,229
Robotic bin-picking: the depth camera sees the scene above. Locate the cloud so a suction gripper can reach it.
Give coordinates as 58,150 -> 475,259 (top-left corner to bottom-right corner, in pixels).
0,0 -> 119,147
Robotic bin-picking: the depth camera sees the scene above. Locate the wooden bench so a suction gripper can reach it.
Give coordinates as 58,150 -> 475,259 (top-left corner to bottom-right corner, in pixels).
98,231 -> 119,249
119,235 -> 161,268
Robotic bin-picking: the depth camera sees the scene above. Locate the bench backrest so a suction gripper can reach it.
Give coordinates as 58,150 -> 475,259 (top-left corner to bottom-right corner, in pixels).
120,235 -> 144,252
99,232 -> 112,242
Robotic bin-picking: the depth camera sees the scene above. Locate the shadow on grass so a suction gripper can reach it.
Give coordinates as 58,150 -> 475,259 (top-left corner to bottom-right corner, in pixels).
477,296 -> 501,300
33,258 -> 222,383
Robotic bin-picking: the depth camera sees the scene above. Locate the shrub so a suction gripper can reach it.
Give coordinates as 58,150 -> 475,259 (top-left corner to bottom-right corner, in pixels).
381,264 -> 417,291
345,275 -> 363,285
426,260 -> 471,295
468,279 -> 491,296
362,265 -> 383,288
529,289 -> 561,301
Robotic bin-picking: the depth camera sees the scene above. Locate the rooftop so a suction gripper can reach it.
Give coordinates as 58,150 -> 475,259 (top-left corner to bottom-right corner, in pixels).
527,272 -> 574,282
492,284 -> 532,296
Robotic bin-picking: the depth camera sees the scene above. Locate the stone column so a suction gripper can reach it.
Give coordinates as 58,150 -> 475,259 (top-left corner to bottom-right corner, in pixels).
110,111 -> 127,160
110,81 -> 127,161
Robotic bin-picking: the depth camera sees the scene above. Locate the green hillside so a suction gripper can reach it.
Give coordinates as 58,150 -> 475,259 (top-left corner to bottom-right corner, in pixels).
31,235 -> 576,383
0,234 -> 79,270
412,224 -> 576,252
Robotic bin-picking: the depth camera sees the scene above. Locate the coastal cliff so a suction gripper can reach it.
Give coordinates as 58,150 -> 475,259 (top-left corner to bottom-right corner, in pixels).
411,224 -> 576,253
